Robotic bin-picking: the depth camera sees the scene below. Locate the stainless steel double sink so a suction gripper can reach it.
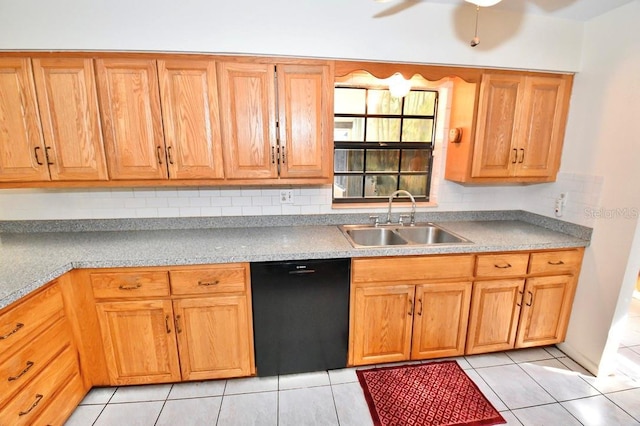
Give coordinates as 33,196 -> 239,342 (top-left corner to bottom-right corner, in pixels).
339,223 -> 472,248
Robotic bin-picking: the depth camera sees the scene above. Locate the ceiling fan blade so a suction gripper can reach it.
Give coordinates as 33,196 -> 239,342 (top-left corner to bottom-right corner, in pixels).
373,0 -> 422,18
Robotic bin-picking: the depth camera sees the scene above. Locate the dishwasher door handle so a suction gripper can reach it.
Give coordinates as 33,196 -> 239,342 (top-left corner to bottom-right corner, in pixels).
288,269 -> 316,275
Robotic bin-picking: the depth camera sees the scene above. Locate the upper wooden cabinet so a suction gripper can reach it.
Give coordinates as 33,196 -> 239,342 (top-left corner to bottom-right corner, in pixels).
446,72 -> 572,184
96,59 -> 168,180
0,58 -> 49,182
218,61 -> 332,182
158,59 -> 224,180
32,58 -> 109,181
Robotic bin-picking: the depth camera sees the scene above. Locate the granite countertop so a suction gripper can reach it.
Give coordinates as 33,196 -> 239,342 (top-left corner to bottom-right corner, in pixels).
0,211 -> 591,310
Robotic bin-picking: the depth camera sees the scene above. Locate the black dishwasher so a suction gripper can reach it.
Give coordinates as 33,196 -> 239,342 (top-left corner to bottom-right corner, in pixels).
250,258 -> 350,377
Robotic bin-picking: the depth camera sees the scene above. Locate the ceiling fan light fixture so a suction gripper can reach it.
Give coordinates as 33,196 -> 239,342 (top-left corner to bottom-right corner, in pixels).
464,0 -> 502,7
388,73 -> 411,98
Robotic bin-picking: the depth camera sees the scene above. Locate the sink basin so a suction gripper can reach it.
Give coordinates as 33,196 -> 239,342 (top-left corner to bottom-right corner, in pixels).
345,228 -> 408,247
339,223 -> 471,248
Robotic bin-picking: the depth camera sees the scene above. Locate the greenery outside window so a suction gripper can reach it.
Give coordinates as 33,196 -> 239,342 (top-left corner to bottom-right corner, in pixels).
333,84 -> 438,203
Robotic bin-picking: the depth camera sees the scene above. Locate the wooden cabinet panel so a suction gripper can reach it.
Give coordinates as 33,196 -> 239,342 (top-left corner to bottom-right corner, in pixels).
95,299 -> 181,385
277,64 -> 330,179
170,264 -> 248,296
516,76 -> 567,177
466,279 -> 525,354
90,270 -> 170,299
173,295 -> 254,381
472,74 -> 523,178
218,62 -> 277,179
352,255 -> 475,284
411,282 -> 472,360
516,275 -> 576,348
0,58 -> 49,182
32,369 -> 85,426
32,58 -> 108,181
0,345 -> 78,426
475,253 -> 529,278
96,59 -> 167,180
158,59 -> 224,180
350,285 -> 414,366
529,249 -> 583,275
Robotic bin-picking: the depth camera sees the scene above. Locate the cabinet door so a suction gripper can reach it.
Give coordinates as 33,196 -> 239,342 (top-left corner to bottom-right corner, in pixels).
173,295 -> 254,381
471,74 -> 523,178
218,62 -> 277,179
95,300 -> 181,385
0,58 -> 49,182
350,285 -> 414,366
466,279 -> 525,355
32,58 -> 108,181
96,59 -> 167,180
411,282 -> 472,360
515,76 -> 567,178
158,59 -> 224,180
516,275 -> 576,348
277,64 -> 331,179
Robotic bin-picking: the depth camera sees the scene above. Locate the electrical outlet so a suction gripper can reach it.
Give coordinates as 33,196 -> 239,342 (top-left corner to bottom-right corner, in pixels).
280,189 -> 294,204
555,192 -> 568,217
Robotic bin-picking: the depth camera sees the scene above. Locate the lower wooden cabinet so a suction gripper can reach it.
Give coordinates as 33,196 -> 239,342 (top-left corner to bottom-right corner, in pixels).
90,263 -> 255,385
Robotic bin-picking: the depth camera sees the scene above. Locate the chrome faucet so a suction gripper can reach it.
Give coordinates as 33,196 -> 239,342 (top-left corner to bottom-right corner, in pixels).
386,190 -> 416,226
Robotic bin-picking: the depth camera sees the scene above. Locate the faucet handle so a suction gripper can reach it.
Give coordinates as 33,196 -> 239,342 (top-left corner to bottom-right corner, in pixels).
369,215 -> 380,226
398,214 -> 411,226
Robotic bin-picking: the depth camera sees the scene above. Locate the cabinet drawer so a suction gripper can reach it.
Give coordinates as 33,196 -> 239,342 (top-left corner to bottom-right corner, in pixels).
352,255 -> 475,283
170,264 -> 248,296
476,253 -> 529,278
0,318 -> 73,407
529,250 -> 583,275
32,370 -> 85,426
0,345 -> 79,426
0,284 -> 64,359
90,271 -> 170,299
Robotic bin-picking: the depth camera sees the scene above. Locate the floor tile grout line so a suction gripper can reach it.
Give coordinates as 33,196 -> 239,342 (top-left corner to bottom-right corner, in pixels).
466,364 -> 510,411
328,378 -> 343,426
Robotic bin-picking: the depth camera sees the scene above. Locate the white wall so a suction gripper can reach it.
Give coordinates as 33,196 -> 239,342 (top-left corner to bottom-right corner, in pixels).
522,1 -> 640,374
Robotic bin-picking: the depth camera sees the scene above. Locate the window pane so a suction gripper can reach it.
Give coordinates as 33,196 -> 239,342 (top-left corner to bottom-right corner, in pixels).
366,149 -> 399,172
402,119 -> 433,142
335,88 -> 366,114
400,175 -> 428,197
334,175 -> 363,198
401,150 -> 431,172
365,175 -> 398,197
334,149 -> 364,172
334,118 -> 365,142
367,90 -> 402,115
404,91 -> 436,115
366,118 -> 401,142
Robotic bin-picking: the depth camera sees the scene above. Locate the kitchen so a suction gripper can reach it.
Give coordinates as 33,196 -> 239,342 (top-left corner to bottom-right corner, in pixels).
0,0 -> 639,424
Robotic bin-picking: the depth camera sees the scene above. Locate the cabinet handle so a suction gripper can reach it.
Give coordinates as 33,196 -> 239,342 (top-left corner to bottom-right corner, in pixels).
548,260 -> 565,266
118,283 -> 141,290
165,315 -> 171,334
408,298 -> 414,316
494,263 -> 512,269
281,144 -> 286,164
44,146 -> 54,165
517,291 -> 523,307
512,148 -> 518,164
175,315 -> 182,334
198,280 -> 219,286
156,146 -> 164,165
271,146 -> 276,164
518,148 -> 525,164
34,147 -> 44,166
19,393 -> 43,416
0,323 -> 24,340
8,360 -> 34,382
417,298 -> 423,316
167,146 -> 175,165
526,291 -> 534,307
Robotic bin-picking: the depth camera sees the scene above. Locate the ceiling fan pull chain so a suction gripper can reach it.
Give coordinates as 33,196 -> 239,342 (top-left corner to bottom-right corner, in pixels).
471,5 -> 481,47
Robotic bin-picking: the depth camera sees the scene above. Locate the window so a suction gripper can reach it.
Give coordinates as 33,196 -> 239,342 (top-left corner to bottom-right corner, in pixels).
333,83 -> 438,204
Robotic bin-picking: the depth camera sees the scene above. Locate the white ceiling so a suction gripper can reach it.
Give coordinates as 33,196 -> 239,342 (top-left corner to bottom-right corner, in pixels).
422,0 -> 636,21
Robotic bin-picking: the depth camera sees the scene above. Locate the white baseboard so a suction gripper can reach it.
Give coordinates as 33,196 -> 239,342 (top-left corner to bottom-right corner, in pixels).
556,342 -> 600,376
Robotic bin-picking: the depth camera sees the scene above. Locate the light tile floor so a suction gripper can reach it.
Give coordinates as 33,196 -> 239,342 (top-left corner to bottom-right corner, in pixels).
66,297 -> 640,426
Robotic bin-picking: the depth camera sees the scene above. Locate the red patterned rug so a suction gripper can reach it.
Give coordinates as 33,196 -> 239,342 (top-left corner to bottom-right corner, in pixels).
356,360 -> 506,426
